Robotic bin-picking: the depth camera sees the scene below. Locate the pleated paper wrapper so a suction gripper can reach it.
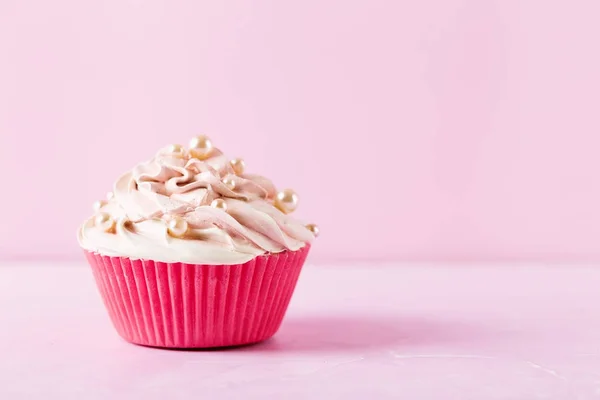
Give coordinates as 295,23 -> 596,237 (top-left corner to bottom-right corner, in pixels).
84,245 -> 310,348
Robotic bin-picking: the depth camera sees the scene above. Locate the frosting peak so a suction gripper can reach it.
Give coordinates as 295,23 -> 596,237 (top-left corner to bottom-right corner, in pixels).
78,137 -> 316,264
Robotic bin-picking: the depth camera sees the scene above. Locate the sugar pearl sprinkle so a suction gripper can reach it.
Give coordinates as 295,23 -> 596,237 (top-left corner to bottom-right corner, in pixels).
222,176 -> 236,191
92,136 -> 318,238
306,223 -> 320,237
189,135 -> 213,160
92,200 -> 106,212
168,143 -> 186,158
274,188 -> 299,214
211,198 -> 228,211
95,212 -> 115,233
230,158 -> 245,175
167,217 -> 189,238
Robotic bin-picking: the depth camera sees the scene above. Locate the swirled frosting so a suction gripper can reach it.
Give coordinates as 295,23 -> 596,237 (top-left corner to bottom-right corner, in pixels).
77,141 -> 316,264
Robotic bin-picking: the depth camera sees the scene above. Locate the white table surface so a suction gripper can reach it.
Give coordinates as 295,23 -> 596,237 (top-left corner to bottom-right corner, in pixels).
1,262 -> 600,399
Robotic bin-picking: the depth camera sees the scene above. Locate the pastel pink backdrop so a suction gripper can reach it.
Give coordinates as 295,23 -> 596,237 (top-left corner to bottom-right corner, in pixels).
1,0 -> 599,262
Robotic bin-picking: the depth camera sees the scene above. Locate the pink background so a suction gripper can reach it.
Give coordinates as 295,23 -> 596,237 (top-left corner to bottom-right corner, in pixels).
1,0 -> 599,263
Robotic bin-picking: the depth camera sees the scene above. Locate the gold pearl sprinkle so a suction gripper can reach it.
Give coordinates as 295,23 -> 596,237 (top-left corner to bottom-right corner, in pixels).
210,198 -> 228,211
275,189 -> 299,214
306,223 -> 320,237
189,135 -> 213,160
222,176 -> 236,191
95,212 -> 116,233
229,158 -> 245,175
167,217 -> 189,238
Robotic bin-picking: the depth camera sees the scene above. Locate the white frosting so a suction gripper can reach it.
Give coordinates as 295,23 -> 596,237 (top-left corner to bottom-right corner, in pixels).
78,145 -> 315,264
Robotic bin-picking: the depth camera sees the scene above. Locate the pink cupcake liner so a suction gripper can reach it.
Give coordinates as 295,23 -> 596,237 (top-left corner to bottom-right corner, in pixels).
84,245 -> 310,348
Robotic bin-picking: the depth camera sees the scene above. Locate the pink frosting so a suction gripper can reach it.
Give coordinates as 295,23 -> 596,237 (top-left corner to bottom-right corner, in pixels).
78,145 -> 315,264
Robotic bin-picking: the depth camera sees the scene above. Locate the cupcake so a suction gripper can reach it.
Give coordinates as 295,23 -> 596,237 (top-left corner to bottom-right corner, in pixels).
78,135 -> 318,348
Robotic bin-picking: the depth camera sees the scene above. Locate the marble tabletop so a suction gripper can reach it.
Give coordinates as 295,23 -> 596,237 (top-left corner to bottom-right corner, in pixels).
1,262 -> 600,399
